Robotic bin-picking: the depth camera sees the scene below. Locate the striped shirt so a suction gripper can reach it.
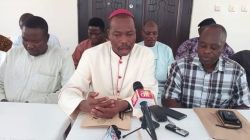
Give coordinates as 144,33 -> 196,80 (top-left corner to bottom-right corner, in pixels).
165,55 -> 250,108
175,37 -> 234,60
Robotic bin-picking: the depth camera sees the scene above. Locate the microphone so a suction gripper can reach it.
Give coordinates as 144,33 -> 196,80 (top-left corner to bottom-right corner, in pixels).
122,82 -> 158,139
140,101 -> 157,140
131,81 -> 155,108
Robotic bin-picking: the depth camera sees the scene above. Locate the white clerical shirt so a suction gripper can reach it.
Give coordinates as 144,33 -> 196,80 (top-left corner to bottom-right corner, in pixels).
0,46 -> 75,103
59,41 -> 158,116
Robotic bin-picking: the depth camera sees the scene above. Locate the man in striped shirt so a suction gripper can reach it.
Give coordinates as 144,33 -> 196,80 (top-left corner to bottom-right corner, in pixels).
175,18 -> 234,60
164,24 -> 250,109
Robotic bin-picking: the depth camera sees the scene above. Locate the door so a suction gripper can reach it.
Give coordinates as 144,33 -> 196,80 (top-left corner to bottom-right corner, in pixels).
77,0 -> 193,56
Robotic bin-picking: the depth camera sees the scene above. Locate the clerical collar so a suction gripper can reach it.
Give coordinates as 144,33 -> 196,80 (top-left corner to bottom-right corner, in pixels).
110,48 -> 132,60
109,47 -> 131,96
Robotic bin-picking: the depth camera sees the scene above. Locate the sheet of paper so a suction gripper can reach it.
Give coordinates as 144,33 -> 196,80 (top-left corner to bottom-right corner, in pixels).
81,112 -> 131,130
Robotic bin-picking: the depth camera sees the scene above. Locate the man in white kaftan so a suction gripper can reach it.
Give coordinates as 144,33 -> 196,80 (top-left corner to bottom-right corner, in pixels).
0,16 -> 74,103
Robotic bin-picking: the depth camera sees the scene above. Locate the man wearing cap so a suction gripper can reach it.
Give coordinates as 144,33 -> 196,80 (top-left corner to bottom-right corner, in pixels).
59,9 -> 158,119
175,18 -> 234,60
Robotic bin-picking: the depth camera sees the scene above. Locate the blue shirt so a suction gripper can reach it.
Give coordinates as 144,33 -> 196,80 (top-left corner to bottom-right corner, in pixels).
138,41 -> 174,103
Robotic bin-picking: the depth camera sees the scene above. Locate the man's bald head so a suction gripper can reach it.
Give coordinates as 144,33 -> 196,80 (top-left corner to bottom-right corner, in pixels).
200,24 -> 227,45
143,20 -> 158,30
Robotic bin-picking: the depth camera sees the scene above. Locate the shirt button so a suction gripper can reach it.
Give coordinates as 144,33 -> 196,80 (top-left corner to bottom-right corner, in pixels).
118,76 -> 122,79
119,60 -> 122,64
117,90 -> 120,93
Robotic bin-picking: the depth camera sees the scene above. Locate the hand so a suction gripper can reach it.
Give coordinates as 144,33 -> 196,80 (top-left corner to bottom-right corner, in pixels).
232,104 -> 250,109
90,100 -> 129,119
163,98 -> 182,108
78,92 -> 114,113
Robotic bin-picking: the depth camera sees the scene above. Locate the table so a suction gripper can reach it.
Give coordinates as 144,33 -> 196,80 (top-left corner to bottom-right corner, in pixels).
67,108 -> 250,140
238,110 -> 250,120
67,108 -> 215,140
0,102 -> 70,140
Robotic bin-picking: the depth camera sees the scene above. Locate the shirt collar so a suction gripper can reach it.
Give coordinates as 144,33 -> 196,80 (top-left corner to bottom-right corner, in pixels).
140,41 -> 158,59
192,54 -> 224,72
24,45 -> 50,60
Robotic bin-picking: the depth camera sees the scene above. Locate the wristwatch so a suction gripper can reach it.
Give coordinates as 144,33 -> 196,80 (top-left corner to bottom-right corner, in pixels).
123,102 -> 133,113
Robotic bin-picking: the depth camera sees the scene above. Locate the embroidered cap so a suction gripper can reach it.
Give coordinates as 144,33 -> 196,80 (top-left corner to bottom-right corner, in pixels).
108,8 -> 134,19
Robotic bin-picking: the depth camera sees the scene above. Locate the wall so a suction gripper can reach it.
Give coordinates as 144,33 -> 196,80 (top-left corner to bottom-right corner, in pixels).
190,0 -> 250,52
1,0 -> 250,53
0,0 -> 78,53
